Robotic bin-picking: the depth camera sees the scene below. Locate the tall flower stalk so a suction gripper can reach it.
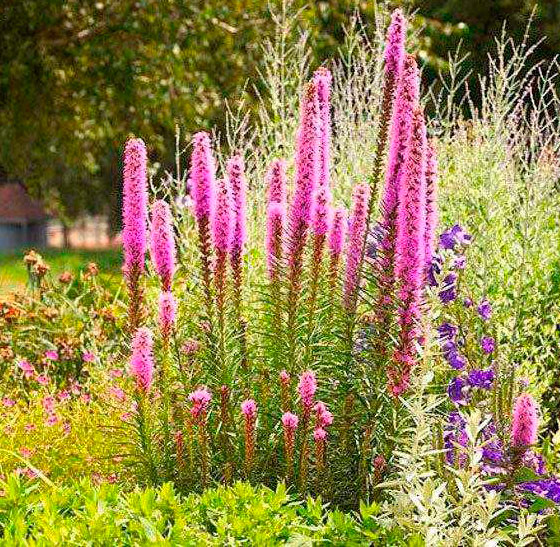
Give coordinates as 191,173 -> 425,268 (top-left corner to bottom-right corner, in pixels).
150,199 -> 176,292
368,9 -> 406,219
241,399 -> 258,479
327,207 -> 347,295
286,81 -> 321,373
389,107 -> 427,397
424,140 -> 439,275
122,138 -> 149,332
130,327 -> 158,484
282,412 -> 299,485
374,54 -> 420,347
211,177 -> 233,382
189,387 -> 212,487
190,132 -> 216,330
227,156 -> 249,370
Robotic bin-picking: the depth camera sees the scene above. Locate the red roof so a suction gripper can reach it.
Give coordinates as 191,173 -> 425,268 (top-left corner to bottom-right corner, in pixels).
0,183 -> 47,223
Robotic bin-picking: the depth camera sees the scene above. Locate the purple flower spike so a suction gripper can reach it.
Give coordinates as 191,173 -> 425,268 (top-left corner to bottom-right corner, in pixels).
477,299 -> 492,321
467,368 -> 495,390
448,376 -> 469,405
480,336 -> 495,354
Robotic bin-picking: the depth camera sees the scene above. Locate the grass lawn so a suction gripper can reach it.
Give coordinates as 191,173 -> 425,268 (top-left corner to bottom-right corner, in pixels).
0,248 -> 122,295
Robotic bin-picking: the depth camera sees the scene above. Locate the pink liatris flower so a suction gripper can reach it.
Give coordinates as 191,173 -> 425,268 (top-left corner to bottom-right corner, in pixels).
313,67 -> 332,191
45,350 -> 58,361
158,291 -> 177,341
511,393 -> 539,448
129,327 -> 154,393
227,155 -> 247,258
288,80 -> 321,244
424,140 -> 439,271
389,107 -> 428,397
384,9 -> 407,84
212,178 -> 233,254
282,411 -> 299,481
149,199 -> 176,291
343,183 -> 372,312
18,360 -> 35,379
241,399 -> 258,475
265,201 -> 286,280
327,207 -> 347,286
298,370 -> 317,415
375,54 -> 420,326
314,401 -> 333,428
266,158 -> 287,205
188,387 -> 212,423
310,185 -> 332,237
122,137 -> 149,280
190,132 -> 216,223
82,352 -> 95,363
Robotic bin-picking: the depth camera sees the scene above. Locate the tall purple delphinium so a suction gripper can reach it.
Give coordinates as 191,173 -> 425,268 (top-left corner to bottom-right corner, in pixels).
190,132 -> 217,326
149,200 -> 176,292
424,140 -> 439,275
368,9 -> 407,220
266,158 -> 287,206
130,327 -> 154,393
389,107 -> 427,397
343,183 -> 372,314
374,54 -> 420,346
212,176 -> 233,380
122,137 -> 149,332
286,81 -> 321,372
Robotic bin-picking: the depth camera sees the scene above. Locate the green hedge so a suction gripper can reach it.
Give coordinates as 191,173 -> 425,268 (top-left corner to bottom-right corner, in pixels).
0,476 -> 413,545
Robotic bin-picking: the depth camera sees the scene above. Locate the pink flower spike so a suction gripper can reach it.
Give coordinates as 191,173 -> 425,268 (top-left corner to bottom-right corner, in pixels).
298,370 -> 317,411
211,177 -> 233,253
384,9 -> 407,82
36,374 -> 49,386
129,327 -> 154,393
42,396 -> 55,413
241,399 -> 257,421
512,393 -> 539,448
313,67 -> 332,191
158,291 -> 177,338
327,207 -> 347,258
280,370 -> 290,383
281,412 -> 299,430
122,137 -> 149,278
189,387 -> 212,420
2,398 -> 15,408
150,199 -> 176,291
45,350 -> 58,361
265,201 -> 286,279
313,427 -> 327,442
190,132 -> 216,222
82,352 -> 95,363
310,185 -> 332,237
227,155 -> 248,255
314,401 -> 333,428
266,159 -> 287,205
343,183 -> 372,311
289,81 -> 321,234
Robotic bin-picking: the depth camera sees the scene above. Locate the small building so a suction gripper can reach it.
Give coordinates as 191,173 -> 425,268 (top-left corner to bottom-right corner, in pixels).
0,183 -> 48,252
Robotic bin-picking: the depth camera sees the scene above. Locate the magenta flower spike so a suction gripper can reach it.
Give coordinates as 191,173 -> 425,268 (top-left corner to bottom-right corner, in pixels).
288,81 -> 321,238
389,107 -> 428,397
343,183 -> 372,312
189,387 -> 212,423
266,158 -> 287,205
227,155 -> 247,256
190,132 -> 216,223
298,371 -> 317,414
424,140 -> 439,271
158,291 -> 177,340
313,67 -> 332,191
212,177 -> 233,254
122,137 -> 149,280
384,9 -> 407,83
512,393 -> 539,448
328,207 -> 347,259
129,327 -> 154,393
265,201 -> 286,280
311,185 -> 332,237
150,199 -> 176,292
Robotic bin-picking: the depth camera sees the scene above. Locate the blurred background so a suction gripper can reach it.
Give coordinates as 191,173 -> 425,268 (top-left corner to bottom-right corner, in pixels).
0,0 -> 557,256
